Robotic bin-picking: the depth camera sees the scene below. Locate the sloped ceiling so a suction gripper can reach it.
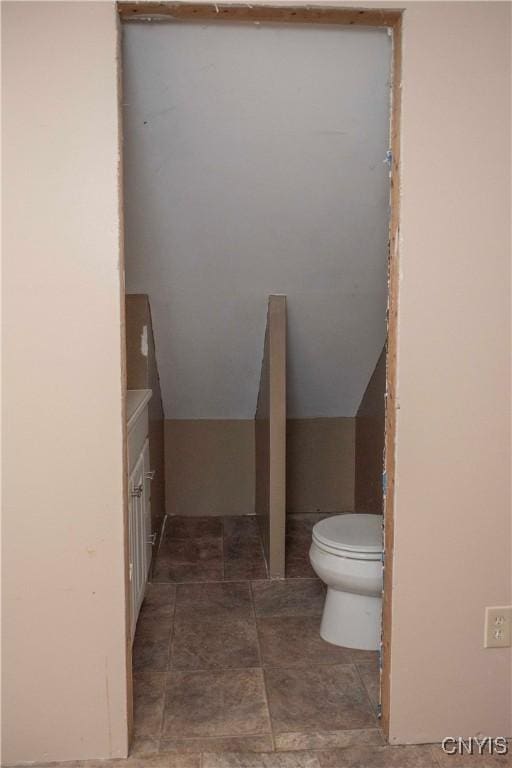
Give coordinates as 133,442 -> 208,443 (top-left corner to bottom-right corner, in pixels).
123,22 -> 391,418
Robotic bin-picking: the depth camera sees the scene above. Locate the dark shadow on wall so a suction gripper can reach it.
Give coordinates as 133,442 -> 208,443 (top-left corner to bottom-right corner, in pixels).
354,345 -> 386,514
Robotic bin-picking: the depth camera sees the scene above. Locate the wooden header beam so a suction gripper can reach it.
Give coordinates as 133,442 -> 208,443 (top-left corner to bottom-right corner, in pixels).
118,3 -> 401,27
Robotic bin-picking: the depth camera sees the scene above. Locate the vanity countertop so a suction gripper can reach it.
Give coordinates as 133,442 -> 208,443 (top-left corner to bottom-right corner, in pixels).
127,389 -> 152,432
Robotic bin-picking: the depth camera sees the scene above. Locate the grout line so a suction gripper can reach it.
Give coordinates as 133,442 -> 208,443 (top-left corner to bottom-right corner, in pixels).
432,744 -> 446,768
249,581 -> 263,667
152,576 -> 321,585
155,660 -> 359,674
221,516 -> 225,581
249,580 -> 276,752
156,582 -> 179,753
353,660 -> 380,723
160,731 -> 278,744
255,518 -> 270,580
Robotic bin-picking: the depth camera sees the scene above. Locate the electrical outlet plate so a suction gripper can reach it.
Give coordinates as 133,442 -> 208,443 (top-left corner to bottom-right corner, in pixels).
484,606 -> 512,648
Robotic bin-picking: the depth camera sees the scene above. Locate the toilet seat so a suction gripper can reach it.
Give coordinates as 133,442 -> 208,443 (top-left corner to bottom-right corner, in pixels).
312,514 -> 383,561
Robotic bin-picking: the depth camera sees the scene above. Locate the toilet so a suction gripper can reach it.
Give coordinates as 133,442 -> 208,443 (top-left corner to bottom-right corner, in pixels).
309,513 -> 383,650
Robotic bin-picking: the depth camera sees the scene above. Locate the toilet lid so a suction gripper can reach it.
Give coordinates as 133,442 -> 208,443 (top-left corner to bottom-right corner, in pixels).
312,514 -> 383,554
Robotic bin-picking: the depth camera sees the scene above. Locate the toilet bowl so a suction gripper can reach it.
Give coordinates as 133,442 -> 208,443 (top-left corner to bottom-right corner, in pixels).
309,513 -> 383,650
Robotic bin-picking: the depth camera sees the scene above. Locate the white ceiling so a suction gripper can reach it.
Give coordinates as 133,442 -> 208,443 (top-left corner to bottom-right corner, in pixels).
123,22 -> 391,419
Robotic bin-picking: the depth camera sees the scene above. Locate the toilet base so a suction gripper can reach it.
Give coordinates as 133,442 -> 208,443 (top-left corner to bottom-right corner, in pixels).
320,587 -> 382,650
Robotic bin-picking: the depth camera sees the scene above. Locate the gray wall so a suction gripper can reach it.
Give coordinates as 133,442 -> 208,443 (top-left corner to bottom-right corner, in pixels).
122,22 -> 391,419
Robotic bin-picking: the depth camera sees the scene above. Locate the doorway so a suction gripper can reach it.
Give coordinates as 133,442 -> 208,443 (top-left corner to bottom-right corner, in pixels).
119,2 -> 402,755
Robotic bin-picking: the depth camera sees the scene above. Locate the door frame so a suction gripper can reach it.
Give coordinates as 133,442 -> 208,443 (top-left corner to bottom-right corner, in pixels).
117,1 -> 402,741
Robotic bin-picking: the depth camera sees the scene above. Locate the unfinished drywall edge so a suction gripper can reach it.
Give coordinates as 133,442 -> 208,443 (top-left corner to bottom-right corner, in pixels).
380,9 -> 401,741
255,312 -> 270,561
268,295 -> 286,578
118,3 -> 401,27
116,6 -> 133,751
354,347 -> 386,514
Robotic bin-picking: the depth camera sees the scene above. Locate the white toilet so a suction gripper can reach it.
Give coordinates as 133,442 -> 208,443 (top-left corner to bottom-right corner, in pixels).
309,513 -> 383,651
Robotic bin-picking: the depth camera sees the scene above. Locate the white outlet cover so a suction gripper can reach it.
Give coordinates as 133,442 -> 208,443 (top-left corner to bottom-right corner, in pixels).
484,606 -> 512,648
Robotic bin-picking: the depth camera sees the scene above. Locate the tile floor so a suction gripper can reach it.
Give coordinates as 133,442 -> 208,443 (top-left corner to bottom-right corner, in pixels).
17,516 -> 512,767
118,515 -> 454,766
152,514 -> 325,584
14,515 -> 512,768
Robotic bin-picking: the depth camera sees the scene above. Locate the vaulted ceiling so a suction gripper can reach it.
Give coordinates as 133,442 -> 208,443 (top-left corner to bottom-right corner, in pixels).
123,21 -> 391,418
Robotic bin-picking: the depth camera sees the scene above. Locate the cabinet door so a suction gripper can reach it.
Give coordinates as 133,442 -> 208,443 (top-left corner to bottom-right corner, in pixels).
128,491 -> 136,641
142,439 -> 152,578
129,450 -> 145,640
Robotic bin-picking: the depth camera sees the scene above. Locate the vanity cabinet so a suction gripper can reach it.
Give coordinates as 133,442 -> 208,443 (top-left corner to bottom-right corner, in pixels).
127,389 -> 153,640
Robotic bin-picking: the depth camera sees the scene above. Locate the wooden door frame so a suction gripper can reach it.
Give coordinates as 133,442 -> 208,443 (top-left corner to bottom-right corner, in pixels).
117,2 -> 402,741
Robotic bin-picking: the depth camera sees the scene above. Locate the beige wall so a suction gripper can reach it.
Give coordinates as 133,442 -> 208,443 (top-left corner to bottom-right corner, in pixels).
165,420 -> 255,516
165,416 -> 353,521
2,2 -> 128,763
3,0 -> 511,760
387,0 -> 511,742
354,348 -> 385,514
287,419 -> 355,514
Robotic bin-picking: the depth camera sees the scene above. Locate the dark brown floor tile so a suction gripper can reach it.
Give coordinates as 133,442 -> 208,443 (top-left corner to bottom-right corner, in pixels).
137,586 -> 175,640
136,611 -> 173,641
349,648 -> 380,665
223,517 -> 263,547
224,551 -> 268,581
252,579 -> 324,618
132,631 -> 170,673
356,660 -> 379,711
132,670 -> 166,737
286,517 -> 316,536
153,538 -> 224,583
175,582 -> 253,619
258,616 -> 352,668
202,752 -> 321,768
434,748 -> 512,766
275,729 -> 384,751
159,736 -> 274,754
223,517 -> 267,580
284,515 -> 325,578
126,757 -> 202,768
163,537 -> 224,564
61,756 -> 202,768
317,745 -> 440,767
129,733 -> 160,757
223,516 -> 262,539
162,668 -> 271,739
285,539 -> 316,579
155,560 -> 224,583
140,583 -> 177,619
27,757 -> 201,768
129,758 -> 201,768
166,517 -> 223,539
171,616 -> 260,670
265,664 -> 377,733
